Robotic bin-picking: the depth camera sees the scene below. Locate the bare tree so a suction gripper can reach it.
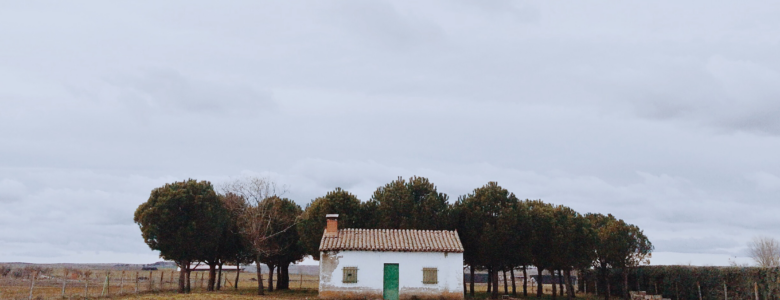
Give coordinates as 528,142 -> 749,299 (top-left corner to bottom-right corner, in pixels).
748,236 -> 780,268
220,176 -> 298,295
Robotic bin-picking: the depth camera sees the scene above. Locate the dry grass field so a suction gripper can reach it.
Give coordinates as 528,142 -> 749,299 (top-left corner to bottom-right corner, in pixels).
0,266 -> 593,300
0,268 -> 318,300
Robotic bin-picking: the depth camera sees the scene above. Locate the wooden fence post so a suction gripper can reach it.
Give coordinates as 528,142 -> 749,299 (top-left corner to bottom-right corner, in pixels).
101,274 -> 108,296
28,271 -> 37,300
755,282 -> 759,300
170,271 -> 174,291
160,271 -> 164,291
120,270 -> 124,294
724,283 -> 727,300
300,273 -> 303,289
84,275 -> 89,299
149,270 -> 153,291
135,271 -> 139,294
61,273 -> 67,297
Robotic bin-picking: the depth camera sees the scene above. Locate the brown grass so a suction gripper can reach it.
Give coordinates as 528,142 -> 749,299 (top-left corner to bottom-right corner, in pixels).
1,267 -> 599,300
0,268 -> 318,300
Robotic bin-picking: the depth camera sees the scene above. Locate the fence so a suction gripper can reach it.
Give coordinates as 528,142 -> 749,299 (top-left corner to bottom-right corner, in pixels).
0,267 -> 319,299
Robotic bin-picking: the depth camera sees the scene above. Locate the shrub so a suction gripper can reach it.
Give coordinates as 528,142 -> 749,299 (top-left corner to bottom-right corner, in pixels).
0,265 -> 11,277
580,266 -> 780,300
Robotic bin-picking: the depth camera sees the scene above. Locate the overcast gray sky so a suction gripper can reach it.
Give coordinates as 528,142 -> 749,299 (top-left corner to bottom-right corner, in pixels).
2,0 -> 779,266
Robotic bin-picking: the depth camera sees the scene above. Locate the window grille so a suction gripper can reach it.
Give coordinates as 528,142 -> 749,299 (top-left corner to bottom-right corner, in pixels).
343,267 -> 358,283
423,268 -> 438,284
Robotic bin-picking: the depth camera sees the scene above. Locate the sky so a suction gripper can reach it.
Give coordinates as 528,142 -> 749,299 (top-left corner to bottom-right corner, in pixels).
1,0 -> 779,266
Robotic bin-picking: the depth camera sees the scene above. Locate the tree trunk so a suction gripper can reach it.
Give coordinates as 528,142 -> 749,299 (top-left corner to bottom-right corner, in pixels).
623,269 -> 629,300
187,266 -> 192,294
511,268 -> 517,296
537,268 -> 544,298
235,260 -> 241,290
267,264 -> 275,292
278,263 -> 290,290
559,270 -> 565,297
470,265 -> 475,297
255,261 -> 265,295
285,265 -> 290,289
492,267 -> 500,299
601,264 -> 610,300
487,266 -> 492,293
185,266 -> 192,293
565,269 -> 574,300
523,266 -> 528,297
208,263 -> 217,291
552,270 -> 558,300
275,264 -> 283,291
276,265 -> 284,289
217,263 -> 223,290
178,262 -> 186,293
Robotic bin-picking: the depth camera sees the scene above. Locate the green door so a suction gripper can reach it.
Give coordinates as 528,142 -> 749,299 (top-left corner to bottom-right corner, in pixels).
383,264 -> 399,300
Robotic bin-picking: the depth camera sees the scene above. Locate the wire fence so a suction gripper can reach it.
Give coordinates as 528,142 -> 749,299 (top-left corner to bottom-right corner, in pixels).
0,268 -> 320,300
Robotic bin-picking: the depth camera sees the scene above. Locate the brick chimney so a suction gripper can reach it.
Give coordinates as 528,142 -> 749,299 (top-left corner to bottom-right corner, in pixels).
325,214 -> 339,237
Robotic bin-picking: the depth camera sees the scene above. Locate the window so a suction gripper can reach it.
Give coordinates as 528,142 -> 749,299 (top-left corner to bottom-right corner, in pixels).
422,268 -> 438,284
343,267 -> 358,283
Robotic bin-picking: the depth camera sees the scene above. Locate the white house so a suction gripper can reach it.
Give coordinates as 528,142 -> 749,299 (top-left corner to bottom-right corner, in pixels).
318,214 -> 465,300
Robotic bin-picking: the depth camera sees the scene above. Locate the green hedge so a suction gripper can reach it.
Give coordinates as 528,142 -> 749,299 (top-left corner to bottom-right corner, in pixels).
579,266 -> 780,300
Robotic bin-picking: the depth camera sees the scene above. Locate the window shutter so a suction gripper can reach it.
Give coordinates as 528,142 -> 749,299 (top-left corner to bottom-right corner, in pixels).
343,267 -> 358,283
423,268 -> 438,284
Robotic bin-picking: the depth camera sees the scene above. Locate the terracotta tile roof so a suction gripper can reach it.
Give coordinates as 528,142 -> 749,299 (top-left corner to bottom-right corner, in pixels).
319,228 -> 464,253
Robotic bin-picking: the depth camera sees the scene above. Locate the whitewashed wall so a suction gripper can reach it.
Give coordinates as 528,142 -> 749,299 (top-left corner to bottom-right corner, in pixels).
319,250 -> 464,299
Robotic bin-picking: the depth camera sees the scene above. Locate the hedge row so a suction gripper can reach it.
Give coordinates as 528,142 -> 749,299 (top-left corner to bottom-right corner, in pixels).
579,266 -> 780,300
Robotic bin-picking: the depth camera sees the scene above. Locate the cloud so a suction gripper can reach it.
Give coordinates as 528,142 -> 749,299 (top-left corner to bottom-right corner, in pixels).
108,69 -> 275,117
2,0 -> 780,266
0,169 -> 177,262
621,55 -> 780,135
653,237 -> 741,254
0,179 -> 26,203
323,1 -> 445,50
745,172 -> 780,190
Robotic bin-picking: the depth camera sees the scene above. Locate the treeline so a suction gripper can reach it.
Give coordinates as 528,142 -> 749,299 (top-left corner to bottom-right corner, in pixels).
134,176 -> 652,300
581,266 -> 780,300
134,178 -> 302,294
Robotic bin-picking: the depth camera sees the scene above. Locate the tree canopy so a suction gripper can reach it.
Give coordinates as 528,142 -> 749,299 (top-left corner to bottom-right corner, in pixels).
366,176 -> 452,230
134,179 -> 227,293
297,187 -> 365,260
